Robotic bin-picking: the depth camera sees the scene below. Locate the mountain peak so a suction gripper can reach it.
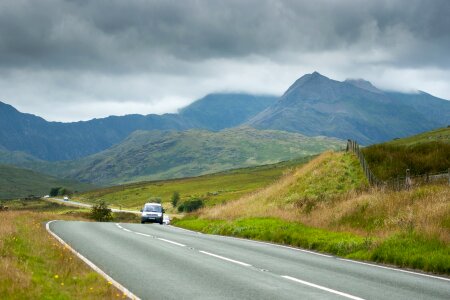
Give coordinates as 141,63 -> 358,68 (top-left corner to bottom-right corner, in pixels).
283,72 -> 333,97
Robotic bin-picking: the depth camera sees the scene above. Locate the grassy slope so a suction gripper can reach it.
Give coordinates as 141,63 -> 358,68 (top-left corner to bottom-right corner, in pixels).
363,127 -> 450,180
0,200 -> 123,299
0,164 -> 95,199
175,151 -> 450,274
75,156 -> 313,211
52,127 -> 344,185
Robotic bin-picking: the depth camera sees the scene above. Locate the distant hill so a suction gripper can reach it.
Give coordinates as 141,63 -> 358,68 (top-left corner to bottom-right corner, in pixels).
0,93 -> 275,161
0,164 -> 94,199
179,93 -> 276,131
45,127 -> 344,185
247,72 -> 450,144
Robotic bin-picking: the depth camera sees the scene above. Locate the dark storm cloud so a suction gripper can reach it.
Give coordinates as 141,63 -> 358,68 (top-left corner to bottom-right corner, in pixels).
0,0 -> 449,121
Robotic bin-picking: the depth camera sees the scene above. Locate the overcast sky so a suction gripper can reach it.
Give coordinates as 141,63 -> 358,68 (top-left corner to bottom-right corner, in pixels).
1,0 -> 449,122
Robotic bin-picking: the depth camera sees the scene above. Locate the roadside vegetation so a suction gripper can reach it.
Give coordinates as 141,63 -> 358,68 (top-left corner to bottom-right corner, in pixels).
174,150 -> 450,274
363,127 -> 450,180
0,199 -> 134,299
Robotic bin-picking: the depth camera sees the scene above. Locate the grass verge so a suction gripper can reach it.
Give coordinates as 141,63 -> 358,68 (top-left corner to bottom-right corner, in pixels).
173,217 -> 450,274
0,199 -> 128,299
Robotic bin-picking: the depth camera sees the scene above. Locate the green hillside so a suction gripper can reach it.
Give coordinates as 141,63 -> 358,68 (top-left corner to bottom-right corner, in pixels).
363,127 -> 450,180
51,127 -> 344,185
75,156 -> 313,210
0,164 -> 94,199
176,151 -> 450,274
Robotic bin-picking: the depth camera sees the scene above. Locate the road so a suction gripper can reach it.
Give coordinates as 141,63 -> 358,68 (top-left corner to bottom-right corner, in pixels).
47,221 -> 450,300
47,197 -> 139,214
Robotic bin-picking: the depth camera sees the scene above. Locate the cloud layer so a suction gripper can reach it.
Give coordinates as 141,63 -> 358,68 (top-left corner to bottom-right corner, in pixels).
1,0 -> 449,121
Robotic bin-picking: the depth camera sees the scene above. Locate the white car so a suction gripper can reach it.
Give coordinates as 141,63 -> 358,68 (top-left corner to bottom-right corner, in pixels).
63,196 -> 69,201
141,202 -> 165,224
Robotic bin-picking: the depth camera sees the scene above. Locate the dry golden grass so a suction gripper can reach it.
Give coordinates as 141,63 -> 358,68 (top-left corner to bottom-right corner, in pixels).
201,152 -> 334,220
0,203 -> 124,299
199,151 -> 450,244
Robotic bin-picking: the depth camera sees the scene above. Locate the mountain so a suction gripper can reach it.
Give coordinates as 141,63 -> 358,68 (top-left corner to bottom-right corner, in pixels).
247,72 -> 450,144
0,164 -> 94,199
0,93 -> 275,161
179,93 -> 276,130
42,127 -> 344,185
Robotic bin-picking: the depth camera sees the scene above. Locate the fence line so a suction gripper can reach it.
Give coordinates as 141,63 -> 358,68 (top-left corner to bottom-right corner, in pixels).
345,139 -> 449,190
346,139 -> 381,186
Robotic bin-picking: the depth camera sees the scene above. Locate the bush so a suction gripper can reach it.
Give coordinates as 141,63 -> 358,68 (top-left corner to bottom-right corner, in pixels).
90,201 -> 113,222
178,198 -> 203,213
171,191 -> 180,207
49,187 -> 61,197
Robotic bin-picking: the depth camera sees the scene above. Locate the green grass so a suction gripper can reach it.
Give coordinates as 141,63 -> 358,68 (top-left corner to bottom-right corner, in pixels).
75,156 -> 313,211
284,152 -> 368,205
0,200 -> 123,299
363,127 -> 450,180
0,164 -> 95,200
174,217 -> 450,274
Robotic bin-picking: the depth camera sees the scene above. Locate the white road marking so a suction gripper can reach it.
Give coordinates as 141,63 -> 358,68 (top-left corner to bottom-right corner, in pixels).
46,221 -> 141,300
207,233 -> 332,258
199,250 -> 252,267
157,238 -> 186,247
282,275 -> 365,300
135,232 -> 151,237
168,225 -> 203,234
338,258 -> 450,282
122,228 -> 131,232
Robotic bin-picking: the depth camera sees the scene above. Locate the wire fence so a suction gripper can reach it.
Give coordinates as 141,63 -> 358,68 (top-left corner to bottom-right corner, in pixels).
346,139 -> 450,190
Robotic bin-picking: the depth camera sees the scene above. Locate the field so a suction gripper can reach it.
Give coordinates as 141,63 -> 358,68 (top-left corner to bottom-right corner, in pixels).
362,127 -> 450,180
174,151 -> 450,274
0,199 -> 131,299
74,156 -> 313,212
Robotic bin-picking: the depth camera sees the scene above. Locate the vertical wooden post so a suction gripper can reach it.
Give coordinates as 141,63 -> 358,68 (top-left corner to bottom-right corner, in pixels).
405,169 -> 411,190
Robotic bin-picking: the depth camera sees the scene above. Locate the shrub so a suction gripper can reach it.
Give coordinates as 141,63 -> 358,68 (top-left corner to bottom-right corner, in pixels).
49,187 -> 61,197
178,198 -> 204,213
171,191 -> 180,207
90,201 -> 113,222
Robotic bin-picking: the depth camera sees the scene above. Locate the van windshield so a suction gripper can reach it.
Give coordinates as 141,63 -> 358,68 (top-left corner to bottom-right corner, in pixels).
144,205 -> 162,213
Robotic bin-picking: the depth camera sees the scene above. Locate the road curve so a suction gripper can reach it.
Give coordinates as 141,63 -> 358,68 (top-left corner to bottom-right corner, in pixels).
48,221 -> 450,300
47,197 -> 139,214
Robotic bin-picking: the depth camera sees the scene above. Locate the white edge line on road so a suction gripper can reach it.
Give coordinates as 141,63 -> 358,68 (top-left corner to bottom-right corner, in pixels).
202,232 -> 333,258
168,225 -> 203,234
338,258 -> 450,282
46,221 -> 141,300
199,250 -> 252,267
282,275 -> 365,300
135,232 -> 151,237
157,238 -> 186,247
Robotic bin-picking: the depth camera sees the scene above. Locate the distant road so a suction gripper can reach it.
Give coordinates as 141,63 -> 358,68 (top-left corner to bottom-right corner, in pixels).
47,197 -> 139,214
48,221 -> 450,300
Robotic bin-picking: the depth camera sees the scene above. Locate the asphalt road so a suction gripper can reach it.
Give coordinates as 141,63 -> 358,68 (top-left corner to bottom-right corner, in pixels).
48,221 -> 450,300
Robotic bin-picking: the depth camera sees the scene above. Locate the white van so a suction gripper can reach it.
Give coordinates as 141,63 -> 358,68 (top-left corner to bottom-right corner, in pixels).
140,202 -> 164,224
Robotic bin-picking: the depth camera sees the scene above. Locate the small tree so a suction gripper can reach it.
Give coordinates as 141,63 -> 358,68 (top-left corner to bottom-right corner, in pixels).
178,198 -> 203,213
171,191 -> 180,207
90,201 -> 113,222
49,187 -> 61,197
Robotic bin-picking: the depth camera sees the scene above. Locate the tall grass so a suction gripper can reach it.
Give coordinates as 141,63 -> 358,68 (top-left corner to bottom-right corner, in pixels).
0,201 -> 123,299
180,151 -> 450,274
363,141 -> 450,180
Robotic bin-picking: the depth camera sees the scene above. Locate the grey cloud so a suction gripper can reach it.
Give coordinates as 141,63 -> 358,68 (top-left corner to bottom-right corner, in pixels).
0,0 -> 449,121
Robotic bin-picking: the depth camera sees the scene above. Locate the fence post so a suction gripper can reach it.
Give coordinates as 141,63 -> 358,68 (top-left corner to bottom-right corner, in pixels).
405,169 -> 411,190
